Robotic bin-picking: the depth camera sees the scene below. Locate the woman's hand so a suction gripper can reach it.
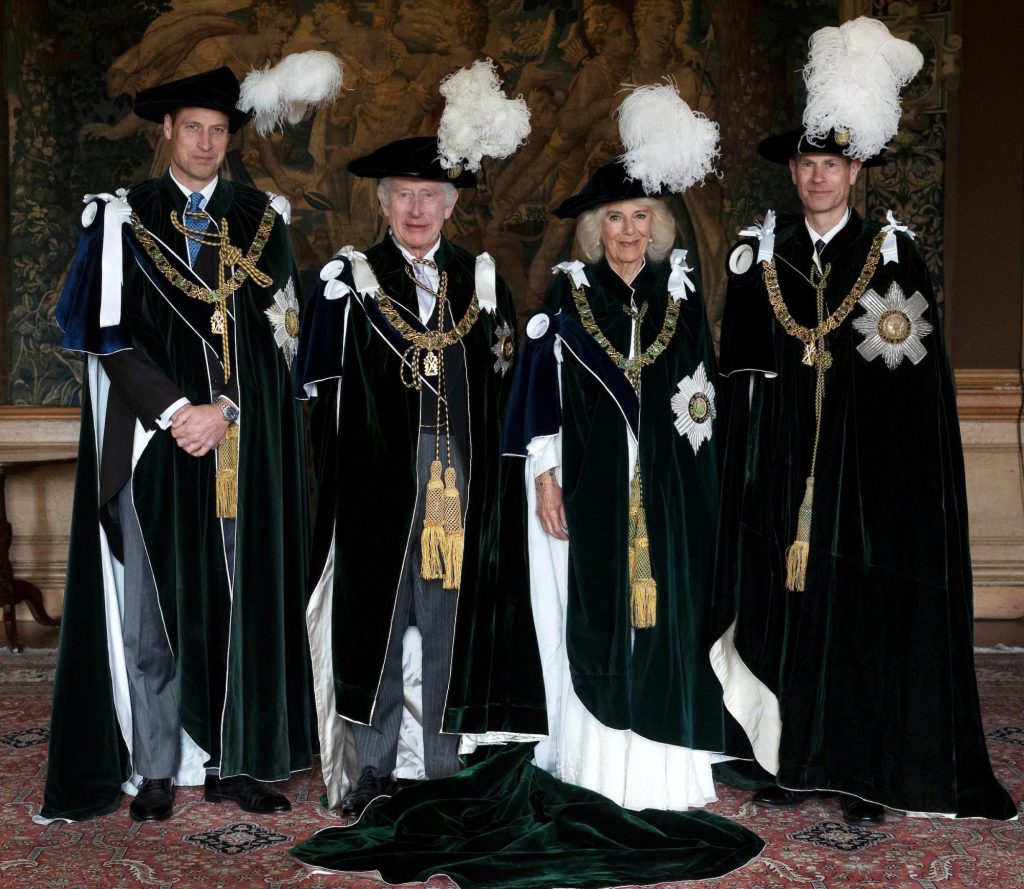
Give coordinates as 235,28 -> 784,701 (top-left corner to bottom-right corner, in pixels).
535,468 -> 569,540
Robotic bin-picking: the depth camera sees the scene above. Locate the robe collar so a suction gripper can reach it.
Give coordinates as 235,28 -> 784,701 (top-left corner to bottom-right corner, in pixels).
591,255 -> 658,304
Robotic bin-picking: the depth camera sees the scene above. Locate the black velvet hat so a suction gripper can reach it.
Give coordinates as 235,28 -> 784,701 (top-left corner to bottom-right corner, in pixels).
552,160 -> 667,220
134,66 -> 253,133
348,136 -> 477,187
758,127 -> 886,167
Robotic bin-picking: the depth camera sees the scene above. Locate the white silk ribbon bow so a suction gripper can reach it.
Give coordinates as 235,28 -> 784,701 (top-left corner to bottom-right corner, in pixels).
739,209 -> 776,264
552,260 -> 589,289
881,210 -> 914,265
475,252 -> 497,314
267,192 -> 292,225
83,189 -> 132,328
322,246 -> 381,299
667,248 -> 695,301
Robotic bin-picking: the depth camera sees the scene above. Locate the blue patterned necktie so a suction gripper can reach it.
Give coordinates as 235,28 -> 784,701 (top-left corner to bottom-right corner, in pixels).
184,192 -> 210,266
814,238 -> 826,256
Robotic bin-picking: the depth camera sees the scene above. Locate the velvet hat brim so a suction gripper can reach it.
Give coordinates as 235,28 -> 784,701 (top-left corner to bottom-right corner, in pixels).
134,66 -> 253,134
347,136 -> 477,187
552,160 -> 667,219
758,127 -> 886,167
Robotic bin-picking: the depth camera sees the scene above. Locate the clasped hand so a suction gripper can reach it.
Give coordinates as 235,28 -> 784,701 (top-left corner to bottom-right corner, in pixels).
170,404 -> 228,457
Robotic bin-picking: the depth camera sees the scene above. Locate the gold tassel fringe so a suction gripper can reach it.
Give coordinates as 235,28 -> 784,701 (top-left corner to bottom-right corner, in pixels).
441,465 -> 464,590
216,424 -> 239,518
631,576 -> 657,629
785,476 -> 815,591
420,459 -> 445,580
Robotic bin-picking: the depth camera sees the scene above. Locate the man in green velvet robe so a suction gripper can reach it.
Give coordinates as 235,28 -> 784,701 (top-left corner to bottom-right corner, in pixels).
296,136 -> 546,818
711,126 -> 1015,822
44,67 -> 313,823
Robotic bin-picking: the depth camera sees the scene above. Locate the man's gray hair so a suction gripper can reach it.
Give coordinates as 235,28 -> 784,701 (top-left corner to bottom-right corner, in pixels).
572,198 -> 676,263
377,178 -> 458,206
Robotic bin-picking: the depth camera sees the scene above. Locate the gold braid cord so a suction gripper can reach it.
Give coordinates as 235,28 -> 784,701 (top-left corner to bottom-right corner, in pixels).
764,231 -> 885,590
376,269 -> 477,589
129,200 -> 278,520
570,275 -> 679,628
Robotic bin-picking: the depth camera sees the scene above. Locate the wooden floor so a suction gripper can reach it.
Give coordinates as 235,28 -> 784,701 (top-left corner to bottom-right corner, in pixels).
7,616 -> 1024,651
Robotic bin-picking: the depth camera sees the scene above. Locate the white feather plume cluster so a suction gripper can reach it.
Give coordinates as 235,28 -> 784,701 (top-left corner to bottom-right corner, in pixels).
238,51 -> 344,137
616,81 -> 720,194
437,59 -> 531,173
802,16 -> 923,160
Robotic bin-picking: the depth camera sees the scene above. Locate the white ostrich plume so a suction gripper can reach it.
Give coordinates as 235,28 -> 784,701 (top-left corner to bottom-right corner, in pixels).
616,80 -> 720,194
802,16 -> 923,161
238,51 -> 344,137
437,58 -> 530,173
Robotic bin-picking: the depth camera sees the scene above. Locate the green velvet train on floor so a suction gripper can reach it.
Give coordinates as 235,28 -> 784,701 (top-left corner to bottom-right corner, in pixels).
291,743 -> 764,888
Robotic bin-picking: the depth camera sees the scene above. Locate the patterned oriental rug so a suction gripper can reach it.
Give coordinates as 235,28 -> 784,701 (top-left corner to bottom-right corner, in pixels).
1,651 -> 1022,889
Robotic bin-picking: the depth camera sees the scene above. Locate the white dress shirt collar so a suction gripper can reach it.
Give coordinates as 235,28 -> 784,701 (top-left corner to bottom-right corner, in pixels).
392,233 -> 442,324
169,169 -> 218,207
806,207 -> 851,269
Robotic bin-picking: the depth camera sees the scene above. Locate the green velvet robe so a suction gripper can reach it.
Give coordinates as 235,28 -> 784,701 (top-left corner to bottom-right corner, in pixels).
291,741 -> 764,888
712,210 -> 1016,818
532,259 -> 726,750
299,235 -> 547,804
43,174 -> 314,821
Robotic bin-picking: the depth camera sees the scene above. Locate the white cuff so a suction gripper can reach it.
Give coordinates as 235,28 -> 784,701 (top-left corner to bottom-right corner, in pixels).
527,433 -> 560,476
157,397 -> 191,430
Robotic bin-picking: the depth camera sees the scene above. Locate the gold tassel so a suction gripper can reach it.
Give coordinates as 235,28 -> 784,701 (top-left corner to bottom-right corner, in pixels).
216,424 -> 239,518
785,476 -> 815,591
420,459 -> 445,580
631,577 -> 658,629
627,463 -> 657,628
441,465 -> 464,590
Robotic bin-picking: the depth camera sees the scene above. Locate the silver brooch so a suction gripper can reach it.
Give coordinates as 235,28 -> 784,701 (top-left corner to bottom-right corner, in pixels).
853,281 -> 933,369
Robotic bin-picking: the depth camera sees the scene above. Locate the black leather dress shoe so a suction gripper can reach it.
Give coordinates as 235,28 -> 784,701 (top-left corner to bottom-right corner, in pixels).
340,766 -> 392,818
129,778 -> 174,822
204,774 -> 290,813
753,785 -> 838,807
752,785 -> 813,807
841,794 -> 885,824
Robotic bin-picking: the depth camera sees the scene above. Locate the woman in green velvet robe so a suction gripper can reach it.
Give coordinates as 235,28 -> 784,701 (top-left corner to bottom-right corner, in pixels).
505,160 -> 730,810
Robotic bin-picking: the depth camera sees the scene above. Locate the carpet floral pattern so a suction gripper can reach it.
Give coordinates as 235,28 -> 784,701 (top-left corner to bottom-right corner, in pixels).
1,652 -> 1021,888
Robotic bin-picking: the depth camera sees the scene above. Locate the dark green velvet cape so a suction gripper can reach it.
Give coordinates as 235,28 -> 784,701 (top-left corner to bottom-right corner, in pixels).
43,175 -> 314,821
538,259 -> 726,750
302,236 -> 547,737
291,742 -> 764,887
712,211 -> 1016,818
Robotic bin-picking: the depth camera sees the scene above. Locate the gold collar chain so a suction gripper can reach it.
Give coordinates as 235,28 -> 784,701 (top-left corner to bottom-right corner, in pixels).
764,230 -> 886,353
569,278 -> 679,392
129,201 -> 277,306
372,271 -> 481,390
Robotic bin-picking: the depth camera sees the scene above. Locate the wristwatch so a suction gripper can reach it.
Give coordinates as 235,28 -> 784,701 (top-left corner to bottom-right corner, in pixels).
217,397 -> 239,424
